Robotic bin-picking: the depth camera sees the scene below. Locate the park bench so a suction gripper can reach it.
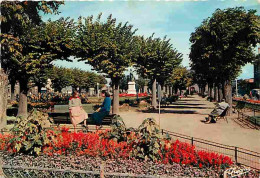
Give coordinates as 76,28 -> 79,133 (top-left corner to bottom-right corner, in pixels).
233,101 -> 246,118
47,112 -> 115,126
232,100 -> 260,129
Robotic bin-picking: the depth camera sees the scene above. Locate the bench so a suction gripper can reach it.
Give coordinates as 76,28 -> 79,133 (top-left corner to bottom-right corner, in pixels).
47,112 -> 115,126
247,116 -> 260,126
233,101 -> 246,118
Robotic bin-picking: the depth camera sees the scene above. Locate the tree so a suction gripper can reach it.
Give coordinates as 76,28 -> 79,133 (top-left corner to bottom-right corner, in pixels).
119,75 -> 129,93
1,1 -> 76,117
30,67 -> 52,93
136,77 -> 146,93
134,35 -> 182,107
170,67 -> 192,94
190,7 -> 259,112
76,14 -> 137,114
50,67 -> 72,92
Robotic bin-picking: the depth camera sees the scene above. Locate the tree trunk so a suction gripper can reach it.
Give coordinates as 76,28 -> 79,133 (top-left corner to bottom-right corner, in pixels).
209,86 -> 212,98
17,79 -> 29,118
10,82 -> 15,102
218,86 -> 223,102
214,85 -> 218,101
224,80 -> 232,115
175,87 -> 178,95
152,79 -> 157,108
37,83 -> 42,94
0,71 -> 8,129
144,85 -> 148,93
222,82 -> 226,100
112,79 -> 120,114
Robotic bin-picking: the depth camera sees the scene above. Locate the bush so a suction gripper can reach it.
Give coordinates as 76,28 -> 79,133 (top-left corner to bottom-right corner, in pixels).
8,110 -> 57,155
130,118 -> 161,161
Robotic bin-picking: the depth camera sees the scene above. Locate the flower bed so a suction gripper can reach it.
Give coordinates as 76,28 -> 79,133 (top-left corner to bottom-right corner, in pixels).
233,97 -> 260,105
0,128 -> 233,170
0,112 -> 238,176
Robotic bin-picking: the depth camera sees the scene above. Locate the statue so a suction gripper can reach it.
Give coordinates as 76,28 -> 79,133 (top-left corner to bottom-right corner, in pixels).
127,69 -> 136,94
129,69 -> 134,82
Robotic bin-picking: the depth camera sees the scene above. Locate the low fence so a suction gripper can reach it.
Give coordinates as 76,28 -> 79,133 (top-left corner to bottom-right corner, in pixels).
232,100 -> 260,129
2,165 -> 156,178
162,129 -> 260,171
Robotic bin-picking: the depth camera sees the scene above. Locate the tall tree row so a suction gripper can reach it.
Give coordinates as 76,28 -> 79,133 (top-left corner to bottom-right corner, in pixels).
190,7 -> 259,114
134,35 -> 183,107
1,2 -> 184,116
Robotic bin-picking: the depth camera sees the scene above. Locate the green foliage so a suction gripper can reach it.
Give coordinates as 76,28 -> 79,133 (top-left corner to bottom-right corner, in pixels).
108,116 -> 161,161
119,76 -> 129,92
136,77 -> 146,92
134,35 -> 182,85
76,14 -> 137,82
132,118 -> 161,161
190,7 -> 259,87
50,66 -> 73,92
170,66 -> 192,91
109,115 -> 128,142
49,66 -> 107,92
9,110 -> 56,155
1,1 -> 67,81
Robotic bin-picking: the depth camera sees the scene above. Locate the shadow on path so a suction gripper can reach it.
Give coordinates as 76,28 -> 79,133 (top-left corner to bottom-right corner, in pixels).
172,103 -> 206,106
139,109 -> 197,114
178,99 -> 201,102
161,106 -> 212,109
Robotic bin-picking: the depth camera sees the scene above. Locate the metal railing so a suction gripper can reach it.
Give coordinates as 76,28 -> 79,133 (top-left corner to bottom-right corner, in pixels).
162,129 -> 260,171
1,165 -> 158,178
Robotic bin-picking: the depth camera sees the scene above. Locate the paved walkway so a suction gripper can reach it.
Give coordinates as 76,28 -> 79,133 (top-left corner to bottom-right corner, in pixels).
120,95 -> 260,153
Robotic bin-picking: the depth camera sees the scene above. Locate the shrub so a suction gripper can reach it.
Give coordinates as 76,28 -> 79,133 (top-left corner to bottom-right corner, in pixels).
130,118 -> 161,161
8,110 -> 57,155
109,115 -> 127,142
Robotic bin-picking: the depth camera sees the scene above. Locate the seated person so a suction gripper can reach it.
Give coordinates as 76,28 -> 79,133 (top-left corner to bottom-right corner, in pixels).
161,94 -> 167,103
91,91 -> 111,128
69,90 -> 88,131
205,99 -> 229,123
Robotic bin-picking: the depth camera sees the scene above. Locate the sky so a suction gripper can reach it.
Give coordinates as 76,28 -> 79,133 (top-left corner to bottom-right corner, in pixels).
41,0 -> 259,80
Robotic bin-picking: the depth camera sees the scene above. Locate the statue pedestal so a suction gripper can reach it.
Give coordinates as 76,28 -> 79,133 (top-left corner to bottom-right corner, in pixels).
89,88 -> 95,96
127,81 -> 136,94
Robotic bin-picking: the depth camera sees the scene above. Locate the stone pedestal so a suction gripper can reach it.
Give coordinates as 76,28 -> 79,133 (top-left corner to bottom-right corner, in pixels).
89,88 -> 95,96
127,81 -> 136,94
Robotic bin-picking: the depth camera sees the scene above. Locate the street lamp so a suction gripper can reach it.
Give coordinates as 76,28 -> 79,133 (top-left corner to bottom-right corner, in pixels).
235,79 -> 238,97
97,83 -> 99,98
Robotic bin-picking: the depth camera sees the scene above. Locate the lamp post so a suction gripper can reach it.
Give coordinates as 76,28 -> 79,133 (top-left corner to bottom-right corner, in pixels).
236,79 -> 238,97
97,83 -> 99,98
157,83 -> 161,129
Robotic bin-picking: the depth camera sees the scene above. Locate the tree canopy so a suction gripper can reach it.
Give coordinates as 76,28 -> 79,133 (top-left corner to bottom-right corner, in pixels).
75,14 -> 137,113
190,7 -> 259,111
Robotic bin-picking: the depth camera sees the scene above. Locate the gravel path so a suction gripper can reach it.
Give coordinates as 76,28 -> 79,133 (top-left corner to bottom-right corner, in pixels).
119,95 -> 260,153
